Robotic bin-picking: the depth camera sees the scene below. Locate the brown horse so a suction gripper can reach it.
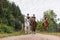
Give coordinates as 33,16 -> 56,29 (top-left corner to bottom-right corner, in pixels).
42,15 -> 48,31
30,17 -> 37,33
42,20 -> 48,31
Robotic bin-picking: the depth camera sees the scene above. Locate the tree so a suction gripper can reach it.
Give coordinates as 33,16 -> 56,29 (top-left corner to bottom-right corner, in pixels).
0,0 -> 24,33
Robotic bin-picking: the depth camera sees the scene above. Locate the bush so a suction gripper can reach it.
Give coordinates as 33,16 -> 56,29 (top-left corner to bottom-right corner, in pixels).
0,24 -> 15,33
36,21 -> 44,31
37,26 -> 44,31
48,24 -> 56,32
14,21 -> 22,31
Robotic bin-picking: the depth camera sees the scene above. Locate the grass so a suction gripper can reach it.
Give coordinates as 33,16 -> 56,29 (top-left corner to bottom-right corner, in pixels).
0,30 -> 60,38
37,31 -> 60,36
0,30 -> 26,38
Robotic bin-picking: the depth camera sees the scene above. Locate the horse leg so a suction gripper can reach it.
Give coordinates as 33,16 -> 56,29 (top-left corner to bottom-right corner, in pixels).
25,26 -> 28,33
33,28 -> 36,34
31,27 -> 36,34
28,26 -> 31,34
44,26 -> 47,31
31,27 -> 33,34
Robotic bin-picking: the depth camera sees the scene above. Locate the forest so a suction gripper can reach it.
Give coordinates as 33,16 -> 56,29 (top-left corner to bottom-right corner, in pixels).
0,0 -> 24,33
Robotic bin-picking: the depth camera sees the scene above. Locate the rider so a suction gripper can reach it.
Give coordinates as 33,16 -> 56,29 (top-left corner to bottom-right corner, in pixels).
44,15 -> 48,21
42,15 -> 48,25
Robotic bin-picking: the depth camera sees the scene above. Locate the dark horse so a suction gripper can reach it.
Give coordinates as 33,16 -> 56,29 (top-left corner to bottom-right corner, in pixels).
42,15 -> 48,31
30,15 -> 37,33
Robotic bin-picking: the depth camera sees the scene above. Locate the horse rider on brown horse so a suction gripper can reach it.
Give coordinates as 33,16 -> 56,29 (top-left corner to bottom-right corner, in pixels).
30,14 -> 37,34
42,15 -> 48,31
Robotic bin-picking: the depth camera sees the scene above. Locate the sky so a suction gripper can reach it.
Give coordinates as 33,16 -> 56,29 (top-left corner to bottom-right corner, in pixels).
9,0 -> 60,22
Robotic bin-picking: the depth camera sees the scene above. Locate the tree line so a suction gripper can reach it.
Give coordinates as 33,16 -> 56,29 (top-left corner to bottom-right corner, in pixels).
0,0 -> 24,33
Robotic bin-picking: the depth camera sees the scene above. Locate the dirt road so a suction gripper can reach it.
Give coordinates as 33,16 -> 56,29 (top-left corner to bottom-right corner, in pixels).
0,33 -> 60,40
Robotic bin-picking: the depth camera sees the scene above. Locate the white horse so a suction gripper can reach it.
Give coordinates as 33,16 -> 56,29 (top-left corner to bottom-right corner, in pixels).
24,18 -> 31,34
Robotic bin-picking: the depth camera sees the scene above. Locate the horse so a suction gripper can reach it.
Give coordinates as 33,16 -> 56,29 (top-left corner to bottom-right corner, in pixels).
42,20 -> 48,31
24,18 -> 31,34
30,17 -> 37,34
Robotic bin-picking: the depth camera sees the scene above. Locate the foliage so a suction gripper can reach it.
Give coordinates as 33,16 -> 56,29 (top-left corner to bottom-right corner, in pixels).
36,20 -> 44,31
0,0 -> 24,32
0,24 -> 15,33
0,31 -> 25,38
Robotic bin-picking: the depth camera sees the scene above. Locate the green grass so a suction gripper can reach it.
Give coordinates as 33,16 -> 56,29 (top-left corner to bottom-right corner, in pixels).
0,30 -> 60,38
0,30 -> 25,38
37,31 -> 60,36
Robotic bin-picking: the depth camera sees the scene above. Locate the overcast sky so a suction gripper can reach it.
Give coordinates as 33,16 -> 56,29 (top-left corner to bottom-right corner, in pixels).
9,0 -> 60,21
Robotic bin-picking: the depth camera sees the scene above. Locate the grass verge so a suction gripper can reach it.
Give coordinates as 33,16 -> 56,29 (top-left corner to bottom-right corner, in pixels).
37,31 -> 60,36
0,30 -> 25,38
